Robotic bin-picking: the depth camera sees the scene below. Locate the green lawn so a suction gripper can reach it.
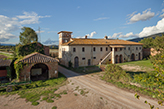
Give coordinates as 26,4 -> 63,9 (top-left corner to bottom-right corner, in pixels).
0,73 -> 67,106
118,60 -> 154,69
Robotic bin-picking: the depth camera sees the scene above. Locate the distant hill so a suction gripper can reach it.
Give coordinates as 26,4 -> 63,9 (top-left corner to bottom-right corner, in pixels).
0,43 -> 15,46
128,32 -> 164,42
48,45 -> 58,49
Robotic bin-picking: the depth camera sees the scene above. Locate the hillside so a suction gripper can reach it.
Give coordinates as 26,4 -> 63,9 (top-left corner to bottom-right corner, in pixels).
128,32 -> 164,42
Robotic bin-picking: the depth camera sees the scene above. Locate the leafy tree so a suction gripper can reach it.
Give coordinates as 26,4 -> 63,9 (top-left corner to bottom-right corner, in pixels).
139,37 -> 154,49
150,34 -> 164,76
19,27 -> 38,45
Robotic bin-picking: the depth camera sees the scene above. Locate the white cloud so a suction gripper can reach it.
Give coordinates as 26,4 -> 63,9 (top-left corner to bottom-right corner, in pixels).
36,30 -> 45,33
77,31 -> 97,38
139,18 -> 164,37
0,12 -> 50,42
110,18 -> 164,39
160,9 -> 164,18
128,8 -> 155,23
17,12 -> 50,24
108,32 -> 138,39
94,17 -> 109,21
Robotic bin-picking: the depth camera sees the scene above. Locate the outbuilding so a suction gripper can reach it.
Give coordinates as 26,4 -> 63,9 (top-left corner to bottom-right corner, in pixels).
18,52 -> 58,81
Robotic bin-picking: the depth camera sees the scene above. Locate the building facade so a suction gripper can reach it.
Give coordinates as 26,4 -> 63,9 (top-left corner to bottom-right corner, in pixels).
58,31 -> 143,68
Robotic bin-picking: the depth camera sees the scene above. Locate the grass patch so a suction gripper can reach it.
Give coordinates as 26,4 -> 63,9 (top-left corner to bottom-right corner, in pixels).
31,102 -> 39,106
118,60 -> 154,69
52,106 -> 57,109
59,64 -> 101,74
0,72 -> 67,104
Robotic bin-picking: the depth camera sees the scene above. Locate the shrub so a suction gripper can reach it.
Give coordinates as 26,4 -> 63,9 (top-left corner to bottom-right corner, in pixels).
32,102 -> 39,106
102,64 -> 131,83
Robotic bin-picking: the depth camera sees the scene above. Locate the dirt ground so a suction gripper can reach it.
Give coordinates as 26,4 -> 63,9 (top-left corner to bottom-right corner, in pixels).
0,65 -> 162,109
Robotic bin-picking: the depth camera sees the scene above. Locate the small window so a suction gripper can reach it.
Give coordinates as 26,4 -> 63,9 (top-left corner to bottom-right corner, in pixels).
100,47 -> 103,51
93,47 -> 96,51
120,48 -> 122,51
109,59 -> 111,61
106,47 -> 108,51
82,47 -> 85,52
111,48 -> 112,51
82,58 -> 85,60
115,48 -> 117,51
136,54 -> 138,56
136,47 -> 138,50
100,59 -> 102,61
128,47 -> 130,50
124,48 -> 126,50
73,48 -> 76,52
139,47 -> 141,49
93,57 -> 96,59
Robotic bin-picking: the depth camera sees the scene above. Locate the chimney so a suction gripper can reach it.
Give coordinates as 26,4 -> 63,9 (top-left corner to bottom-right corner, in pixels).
104,36 -> 108,39
85,35 -> 87,39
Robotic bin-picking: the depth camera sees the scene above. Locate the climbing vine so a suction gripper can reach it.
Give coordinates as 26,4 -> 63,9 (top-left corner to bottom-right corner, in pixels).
16,42 -> 44,57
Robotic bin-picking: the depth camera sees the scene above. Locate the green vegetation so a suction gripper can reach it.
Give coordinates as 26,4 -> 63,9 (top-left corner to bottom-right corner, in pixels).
118,60 -> 154,69
52,106 -> 57,109
101,64 -> 164,102
19,27 -> 38,45
139,37 -> 154,49
60,64 -> 101,74
0,73 -> 67,106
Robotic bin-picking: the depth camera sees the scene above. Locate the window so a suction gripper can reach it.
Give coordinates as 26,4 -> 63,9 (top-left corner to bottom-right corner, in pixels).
111,48 -> 112,51
128,47 -> 130,50
82,47 -> 85,52
106,47 -> 108,51
124,47 -> 126,50
82,58 -> 85,60
139,47 -> 141,49
136,54 -> 138,56
100,47 -> 103,51
115,48 -> 117,51
120,48 -> 122,51
93,57 -> 96,59
73,48 -> 76,52
136,47 -> 138,50
93,47 -> 96,51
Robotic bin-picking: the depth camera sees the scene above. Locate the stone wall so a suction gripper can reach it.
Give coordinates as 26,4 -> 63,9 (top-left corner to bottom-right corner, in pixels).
19,62 -> 58,81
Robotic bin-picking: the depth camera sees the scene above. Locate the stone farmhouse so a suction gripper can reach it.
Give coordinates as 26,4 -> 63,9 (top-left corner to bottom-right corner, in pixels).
58,31 -> 143,68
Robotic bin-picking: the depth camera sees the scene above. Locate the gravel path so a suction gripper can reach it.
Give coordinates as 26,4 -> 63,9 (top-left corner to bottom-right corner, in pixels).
58,65 -> 163,109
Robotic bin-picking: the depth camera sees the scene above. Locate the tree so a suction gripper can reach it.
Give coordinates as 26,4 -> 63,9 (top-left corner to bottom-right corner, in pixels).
139,37 -> 154,49
19,27 -> 38,45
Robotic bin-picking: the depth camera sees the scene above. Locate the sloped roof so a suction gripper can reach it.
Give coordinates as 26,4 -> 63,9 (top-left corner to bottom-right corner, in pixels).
62,38 -> 143,46
58,31 -> 73,34
19,52 -> 58,64
0,55 -> 11,67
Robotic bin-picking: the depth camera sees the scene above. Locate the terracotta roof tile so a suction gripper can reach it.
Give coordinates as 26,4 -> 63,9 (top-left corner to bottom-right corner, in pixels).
19,52 -> 58,64
0,55 -> 11,67
62,38 -> 143,46
58,31 -> 73,34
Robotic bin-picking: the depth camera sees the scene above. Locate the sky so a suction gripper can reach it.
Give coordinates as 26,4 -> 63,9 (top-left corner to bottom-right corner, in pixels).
0,0 -> 164,45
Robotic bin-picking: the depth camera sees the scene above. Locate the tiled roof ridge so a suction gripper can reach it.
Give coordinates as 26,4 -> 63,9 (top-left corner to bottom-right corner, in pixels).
19,52 -> 58,63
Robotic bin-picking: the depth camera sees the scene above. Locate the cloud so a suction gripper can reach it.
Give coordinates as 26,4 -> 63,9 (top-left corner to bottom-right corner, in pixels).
17,12 -> 50,24
77,31 -> 97,38
94,17 -> 109,21
139,18 -> 164,37
108,32 -> 138,39
160,9 -> 164,18
36,30 -> 45,33
110,18 -> 164,39
0,12 -> 50,42
77,6 -> 80,9
128,8 -> 155,23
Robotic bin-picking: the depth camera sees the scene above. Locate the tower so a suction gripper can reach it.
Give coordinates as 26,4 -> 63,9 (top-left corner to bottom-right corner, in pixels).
58,31 -> 72,45
58,31 -> 72,59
